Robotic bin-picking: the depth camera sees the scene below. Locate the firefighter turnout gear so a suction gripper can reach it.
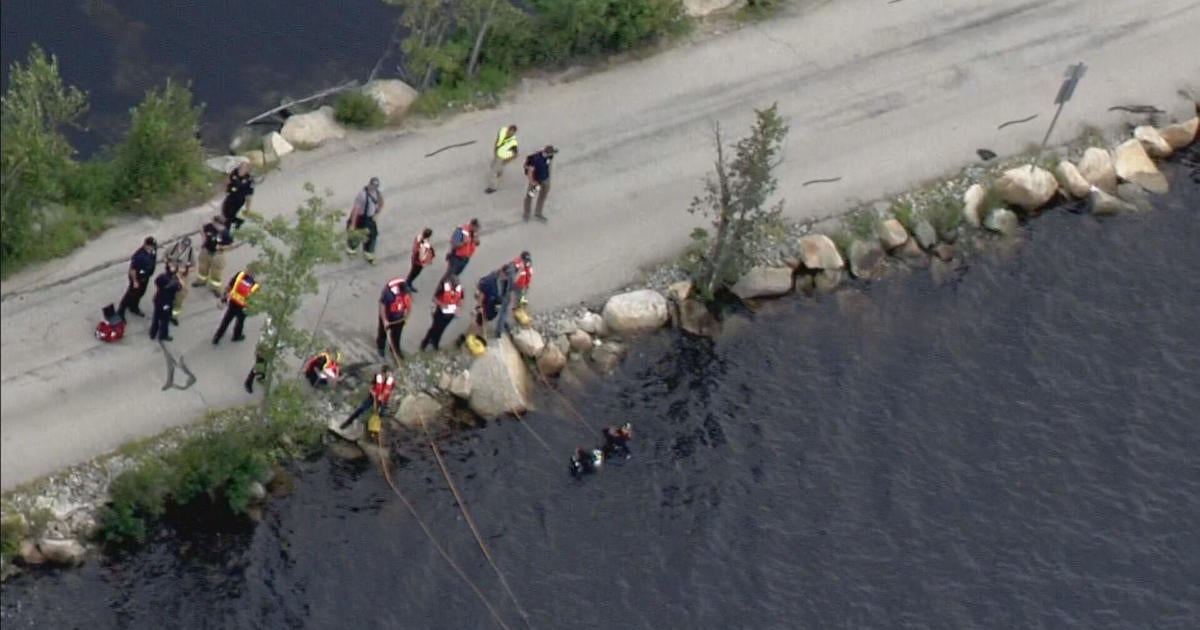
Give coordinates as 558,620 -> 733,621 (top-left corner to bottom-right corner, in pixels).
377,278 -> 412,360
446,219 -> 481,276
214,269 -> 259,345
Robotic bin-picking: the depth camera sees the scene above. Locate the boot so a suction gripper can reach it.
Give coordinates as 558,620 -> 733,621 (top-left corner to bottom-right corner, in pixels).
244,372 -> 254,394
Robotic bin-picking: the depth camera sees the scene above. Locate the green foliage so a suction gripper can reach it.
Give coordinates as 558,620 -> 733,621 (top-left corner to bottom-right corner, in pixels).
829,230 -> 853,261
170,430 -> 267,513
925,192 -> 962,238
841,208 -> 878,241
96,458 -> 169,546
334,91 -> 386,128
891,201 -> 919,233
109,80 -> 208,212
1,515 -> 26,560
687,103 -> 789,300
1,44 -> 88,274
240,184 -> 346,405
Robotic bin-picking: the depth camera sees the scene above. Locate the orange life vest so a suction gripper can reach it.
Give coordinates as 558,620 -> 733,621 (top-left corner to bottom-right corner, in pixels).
371,373 -> 395,404
452,224 -> 477,258
228,271 -> 259,307
512,257 -> 532,291
413,234 -> 435,266
306,352 -> 340,379
435,280 -> 464,315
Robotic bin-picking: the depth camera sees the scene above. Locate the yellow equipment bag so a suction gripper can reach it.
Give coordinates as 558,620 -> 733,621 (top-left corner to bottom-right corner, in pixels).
465,334 -> 487,357
513,307 -> 532,327
367,412 -> 382,435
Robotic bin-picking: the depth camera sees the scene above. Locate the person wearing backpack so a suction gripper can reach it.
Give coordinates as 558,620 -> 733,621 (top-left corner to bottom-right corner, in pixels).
346,176 -> 385,264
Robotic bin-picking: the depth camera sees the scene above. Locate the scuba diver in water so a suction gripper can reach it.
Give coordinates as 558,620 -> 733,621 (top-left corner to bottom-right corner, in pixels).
602,422 -> 633,460
570,447 -> 604,476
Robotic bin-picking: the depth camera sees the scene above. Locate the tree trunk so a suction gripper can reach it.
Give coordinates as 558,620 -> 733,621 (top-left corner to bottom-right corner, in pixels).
466,0 -> 499,79
421,22 -> 449,90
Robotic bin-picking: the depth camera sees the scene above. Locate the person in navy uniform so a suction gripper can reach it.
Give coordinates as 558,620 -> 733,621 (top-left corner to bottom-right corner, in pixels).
148,267 -> 182,342
522,145 -> 557,221
222,162 -> 255,228
117,237 -> 158,318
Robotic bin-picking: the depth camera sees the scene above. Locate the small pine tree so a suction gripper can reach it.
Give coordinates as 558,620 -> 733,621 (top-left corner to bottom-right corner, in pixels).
688,103 -> 789,300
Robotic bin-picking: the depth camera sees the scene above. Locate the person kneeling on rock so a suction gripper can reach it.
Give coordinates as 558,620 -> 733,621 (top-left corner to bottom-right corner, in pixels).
305,350 -> 341,387
602,422 -> 633,460
571,447 -> 604,477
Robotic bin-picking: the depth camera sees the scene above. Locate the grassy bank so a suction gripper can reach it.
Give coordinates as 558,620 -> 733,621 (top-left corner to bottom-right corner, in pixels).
1,46 -> 215,278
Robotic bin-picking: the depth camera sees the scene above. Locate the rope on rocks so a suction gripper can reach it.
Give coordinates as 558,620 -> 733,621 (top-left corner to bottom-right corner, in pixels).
373,426 -> 514,630
417,408 -> 533,628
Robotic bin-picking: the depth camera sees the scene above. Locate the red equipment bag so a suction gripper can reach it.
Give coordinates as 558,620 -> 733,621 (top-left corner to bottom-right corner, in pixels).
95,303 -> 126,343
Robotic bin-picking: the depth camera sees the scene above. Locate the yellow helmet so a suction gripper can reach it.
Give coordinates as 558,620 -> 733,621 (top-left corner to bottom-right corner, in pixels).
465,334 -> 487,357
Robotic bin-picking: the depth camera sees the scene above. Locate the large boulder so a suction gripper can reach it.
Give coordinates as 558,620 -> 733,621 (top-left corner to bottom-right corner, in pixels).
1056,160 -> 1091,198
878,219 -> 909,251
848,239 -> 886,279
814,269 -> 844,292
601,290 -> 669,335
1133,125 -> 1173,158
18,539 -> 45,565
798,234 -> 844,270
281,105 -> 346,148
994,166 -> 1058,211
983,208 -> 1019,236
363,79 -> 418,121
510,327 -> 545,359
536,344 -> 567,377
575,311 -> 607,336
1077,147 -> 1118,193
263,131 -> 294,161
676,298 -> 721,337
467,336 -> 533,419
397,392 -> 445,430
1158,117 -> 1198,149
448,370 -> 472,400
37,538 -> 86,567
962,183 -> 985,228
1113,139 -> 1169,194
242,149 -> 266,169
731,266 -> 794,300
1088,186 -> 1138,215
683,0 -> 741,17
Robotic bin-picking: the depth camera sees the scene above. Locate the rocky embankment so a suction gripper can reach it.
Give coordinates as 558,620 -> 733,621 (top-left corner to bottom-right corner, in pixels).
3,106 -> 1195,581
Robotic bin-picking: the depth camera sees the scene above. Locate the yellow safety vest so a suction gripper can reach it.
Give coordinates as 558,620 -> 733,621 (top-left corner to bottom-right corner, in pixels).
495,127 -> 518,160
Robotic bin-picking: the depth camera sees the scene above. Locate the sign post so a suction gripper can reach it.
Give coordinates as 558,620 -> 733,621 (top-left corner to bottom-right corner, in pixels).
1033,62 -> 1087,170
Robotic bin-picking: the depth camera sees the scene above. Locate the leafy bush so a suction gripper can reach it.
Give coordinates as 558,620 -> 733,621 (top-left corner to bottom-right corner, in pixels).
1,515 -> 26,560
842,208 -> 878,241
334,91 -> 386,128
170,430 -> 268,513
891,201 -> 919,233
109,80 -> 208,212
925,192 -> 963,238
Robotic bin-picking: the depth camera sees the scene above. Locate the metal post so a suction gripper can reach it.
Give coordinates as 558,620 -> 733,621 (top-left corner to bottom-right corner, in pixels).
1032,62 -> 1087,170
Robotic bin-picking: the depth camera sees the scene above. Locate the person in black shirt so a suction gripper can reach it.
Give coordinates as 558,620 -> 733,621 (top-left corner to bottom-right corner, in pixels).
222,162 -> 255,228
602,422 -> 634,460
148,268 -> 182,341
195,215 -> 234,294
117,237 -> 158,318
522,145 -> 557,222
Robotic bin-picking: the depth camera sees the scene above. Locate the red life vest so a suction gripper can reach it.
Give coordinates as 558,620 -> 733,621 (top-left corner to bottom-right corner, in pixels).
512,257 -> 532,291
382,278 -> 412,318
306,352 -> 340,379
371,373 -> 395,404
229,271 -> 259,307
452,224 -> 477,258
435,280 -> 464,315
413,234 -> 435,266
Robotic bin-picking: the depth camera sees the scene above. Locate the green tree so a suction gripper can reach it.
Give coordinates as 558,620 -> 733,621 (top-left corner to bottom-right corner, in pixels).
110,79 -> 207,210
688,103 -> 789,300
240,184 -> 346,408
0,44 -> 88,271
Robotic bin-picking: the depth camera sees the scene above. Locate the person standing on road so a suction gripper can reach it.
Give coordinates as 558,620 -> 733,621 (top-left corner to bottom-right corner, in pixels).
195,215 -> 234,295
485,124 -> 519,194
163,236 -> 194,324
445,218 -> 480,276
419,272 -> 464,352
117,237 -> 158,319
213,267 -> 260,345
510,250 -> 533,305
346,176 -> 385,264
404,228 -> 436,290
148,266 -> 183,342
243,316 -> 275,394
377,277 -> 413,361
522,145 -> 557,222
222,162 -> 255,229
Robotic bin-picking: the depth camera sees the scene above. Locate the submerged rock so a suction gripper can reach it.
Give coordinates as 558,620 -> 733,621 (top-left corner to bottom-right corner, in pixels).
984,208 -> 1020,236
1113,139 -> 1169,194
37,539 -> 85,567
602,290 -> 669,335
536,344 -> 567,377
994,166 -> 1059,211
848,239 -> 886,279
568,329 -> 593,352
1089,186 -> 1138,215
1115,182 -> 1154,213
397,393 -> 445,430
731,266 -> 794,300
814,269 -> 845,292
1077,147 -> 1118,193
913,219 -> 938,250
590,341 -> 627,375
676,297 -> 721,337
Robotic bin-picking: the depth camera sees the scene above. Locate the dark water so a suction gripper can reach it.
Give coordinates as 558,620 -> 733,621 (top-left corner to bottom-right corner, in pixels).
3,150 -> 1200,629
0,0 -> 399,156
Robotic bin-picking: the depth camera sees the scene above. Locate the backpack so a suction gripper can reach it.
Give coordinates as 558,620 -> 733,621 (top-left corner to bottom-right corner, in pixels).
95,303 -> 126,343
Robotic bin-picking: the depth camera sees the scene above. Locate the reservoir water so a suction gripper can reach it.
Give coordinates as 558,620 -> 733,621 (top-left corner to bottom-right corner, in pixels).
2,147 -> 1198,629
